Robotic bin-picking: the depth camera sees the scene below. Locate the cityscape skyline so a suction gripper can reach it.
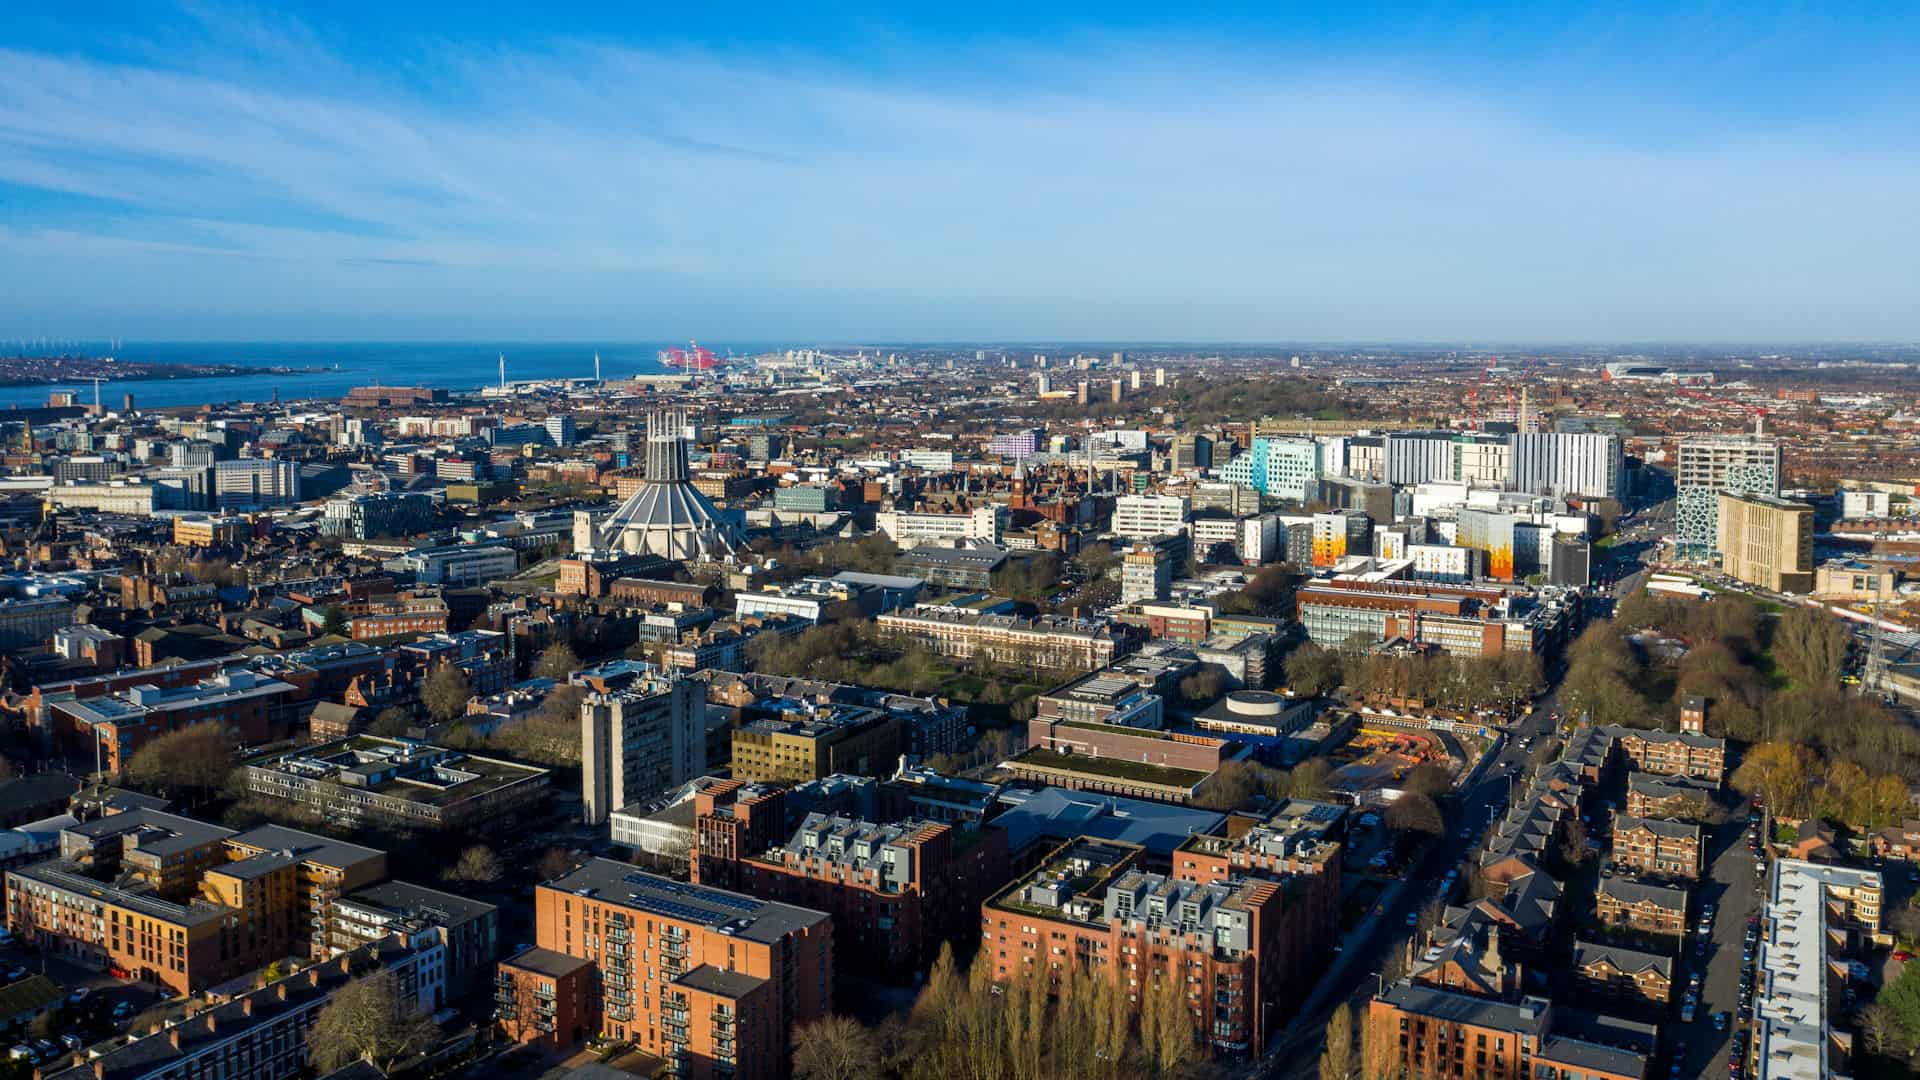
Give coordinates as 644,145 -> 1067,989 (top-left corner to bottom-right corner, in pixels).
5,4 -> 1920,342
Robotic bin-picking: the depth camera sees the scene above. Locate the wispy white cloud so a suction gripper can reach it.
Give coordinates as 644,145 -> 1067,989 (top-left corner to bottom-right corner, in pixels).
2,10 -> 1918,340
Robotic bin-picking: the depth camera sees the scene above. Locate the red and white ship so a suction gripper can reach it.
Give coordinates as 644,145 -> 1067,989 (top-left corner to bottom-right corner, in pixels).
657,341 -> 723,370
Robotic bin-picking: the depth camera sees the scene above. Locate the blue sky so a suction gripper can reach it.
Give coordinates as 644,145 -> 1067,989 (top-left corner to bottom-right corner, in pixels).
2,2 -> 1918,343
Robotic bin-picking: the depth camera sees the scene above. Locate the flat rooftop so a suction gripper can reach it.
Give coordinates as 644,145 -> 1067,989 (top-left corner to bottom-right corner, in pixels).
547,858 -> 828,946
1755,859 -> 1883,1080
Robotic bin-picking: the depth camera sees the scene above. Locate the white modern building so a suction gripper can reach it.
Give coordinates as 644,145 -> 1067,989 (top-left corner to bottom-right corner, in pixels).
1508,432 -> 1624,499
1113,494 -> 1190,542
387,542 -> 519,587
875,505 -> 1005,548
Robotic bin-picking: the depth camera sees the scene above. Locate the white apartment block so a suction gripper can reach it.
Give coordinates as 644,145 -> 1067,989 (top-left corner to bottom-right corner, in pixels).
1113,494 -> 1190,541
875,505 -> 1005,548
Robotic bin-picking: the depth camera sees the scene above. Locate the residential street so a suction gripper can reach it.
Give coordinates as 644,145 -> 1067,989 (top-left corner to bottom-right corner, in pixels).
1672,806 -> 1763,1079
1265,686 -> 1562,1079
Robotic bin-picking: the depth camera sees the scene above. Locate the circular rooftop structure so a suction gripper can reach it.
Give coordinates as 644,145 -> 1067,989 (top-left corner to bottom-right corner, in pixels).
1224,690 -> 1286,718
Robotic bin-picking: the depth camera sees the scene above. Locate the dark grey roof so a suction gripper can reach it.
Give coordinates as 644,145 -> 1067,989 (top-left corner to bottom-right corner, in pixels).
1538,1035 -> 1650,1076
1574,940 -> 1673,978
1597,874 -> 1689,910
1376,982 -> 1548,1037
0,774 -> 80,818
341,880 -> 497,927
1501,870 -> 1562,931
1605,725 -> 1725,752
67,808 -> 234,856
548,857 -> 828,945
1613,814 -> 1702,841
674,964 -> 767,998
1627,772 -> 1718,798
505,946 -> 592,979
213,850 -> 297,880
228,823 -> 385,870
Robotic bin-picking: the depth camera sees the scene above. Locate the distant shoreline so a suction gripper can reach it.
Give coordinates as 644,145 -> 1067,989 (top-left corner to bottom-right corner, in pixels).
0,358 -> 319,389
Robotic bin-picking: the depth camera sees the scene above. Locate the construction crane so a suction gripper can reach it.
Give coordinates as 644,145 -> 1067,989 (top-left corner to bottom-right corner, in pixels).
1466,356 -> 1498,430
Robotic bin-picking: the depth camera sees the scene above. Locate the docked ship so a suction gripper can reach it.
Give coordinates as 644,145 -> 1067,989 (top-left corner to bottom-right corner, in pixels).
657,341 -> 723,370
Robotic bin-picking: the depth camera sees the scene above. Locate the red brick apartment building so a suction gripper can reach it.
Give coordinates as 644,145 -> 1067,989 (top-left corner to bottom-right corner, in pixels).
1608,815 -> 1704,880
1366,985 -> 1652,1080
691,786 -> 1009,975
1171,798 -> 1346,1013
980,838 -> 1286,1058
515,858 -> 833,1080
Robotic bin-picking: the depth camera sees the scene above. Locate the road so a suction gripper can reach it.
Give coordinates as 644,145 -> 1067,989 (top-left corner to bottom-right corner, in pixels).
1265,686 -> 1563,1079
1667,804 -> 1763,1079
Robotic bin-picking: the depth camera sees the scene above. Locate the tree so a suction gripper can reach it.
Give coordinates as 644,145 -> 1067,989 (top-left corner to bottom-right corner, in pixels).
536,847 -> 577,882
1889,902 -> 1920,945
534,642 -> 581,681
1559,817 -> 1591,868
1878,958 -> 1920,1051
419,664 -> 472,723
792,1015 -> 880,1080
441,845 -> 502,885
1139,968 -> 1197,1078
1178,668 -> 1225,705
1286,644 -> 1344,698
1386,793 -> 1444,837
1732,742 -> 1817,821
123,726 -> 231,803
306,973 -> 438,1073
320,606 -> 348,637
1402,763 -> 1452,800
1859,1002 -> 1904,1059
1195,759 -> 1290,812
1318,1003 -> 1356,1080
1077,543 -> 1119,580
1289,758 -> 1333,800
1867,775 -> 1912,831
1773,607 -> 1850,689
370,707 -> 413,738
489,684 -> 587,766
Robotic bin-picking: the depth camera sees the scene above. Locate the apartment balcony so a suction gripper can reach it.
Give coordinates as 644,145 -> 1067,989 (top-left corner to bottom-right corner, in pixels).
607,1005 -> 633,1022
607,944 -> 629,960
662,941 -> 688,959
